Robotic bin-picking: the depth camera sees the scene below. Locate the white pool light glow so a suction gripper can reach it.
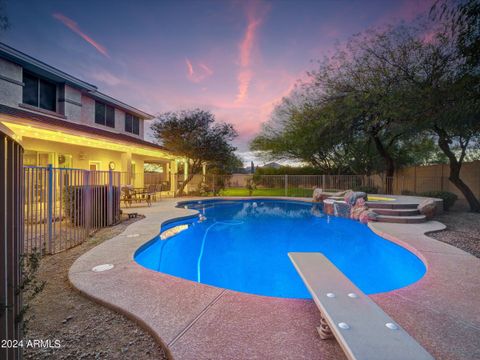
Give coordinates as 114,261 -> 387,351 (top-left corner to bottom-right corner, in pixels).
92,264 -> 114,272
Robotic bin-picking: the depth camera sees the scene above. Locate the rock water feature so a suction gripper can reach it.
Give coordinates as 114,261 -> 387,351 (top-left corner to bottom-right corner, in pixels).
313,189 -> 378,224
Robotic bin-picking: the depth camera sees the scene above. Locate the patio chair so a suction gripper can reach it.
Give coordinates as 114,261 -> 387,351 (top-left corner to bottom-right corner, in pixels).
121,186 -> 134,207
147,184 -> 157,202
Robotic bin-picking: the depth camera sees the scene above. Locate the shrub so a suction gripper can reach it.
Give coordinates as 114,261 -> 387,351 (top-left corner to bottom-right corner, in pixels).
196,182 -> 211,196
353,186 -> 378,194
245,179 -> 256,196
420,191 -> 458,211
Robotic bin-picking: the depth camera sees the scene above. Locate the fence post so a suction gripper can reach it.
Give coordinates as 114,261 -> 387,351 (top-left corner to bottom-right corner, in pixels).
284,174 -> 288,197
322,174 -> 325,189
212,174 -> 216,196
107,169 -> 113,226
440,165 -> 444,191
85,170 -> 92,233
47,164 -> 53,254
414,167 -> 417,194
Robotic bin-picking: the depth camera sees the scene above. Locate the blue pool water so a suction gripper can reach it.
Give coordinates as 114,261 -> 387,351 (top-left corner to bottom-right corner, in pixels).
135,200 -> 426,299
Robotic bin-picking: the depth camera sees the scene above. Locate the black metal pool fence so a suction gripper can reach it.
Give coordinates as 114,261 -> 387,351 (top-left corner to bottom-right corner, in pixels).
177,173 -> 456,197
23,166 -> 121,255
1,125 -> 23,360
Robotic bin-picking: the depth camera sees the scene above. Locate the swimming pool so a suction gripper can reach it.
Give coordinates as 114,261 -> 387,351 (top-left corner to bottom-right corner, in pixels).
135,199 -> 426,299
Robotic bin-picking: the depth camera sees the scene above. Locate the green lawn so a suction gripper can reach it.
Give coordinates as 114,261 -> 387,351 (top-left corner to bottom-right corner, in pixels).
217,187 -> 314,197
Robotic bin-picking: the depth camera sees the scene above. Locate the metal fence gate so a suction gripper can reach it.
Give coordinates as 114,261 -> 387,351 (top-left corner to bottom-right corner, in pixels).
1,125 -> 23,360
24,166 -> 121,255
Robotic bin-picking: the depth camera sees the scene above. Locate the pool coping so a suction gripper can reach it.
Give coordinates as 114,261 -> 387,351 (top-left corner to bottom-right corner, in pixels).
69,197 -> 480,360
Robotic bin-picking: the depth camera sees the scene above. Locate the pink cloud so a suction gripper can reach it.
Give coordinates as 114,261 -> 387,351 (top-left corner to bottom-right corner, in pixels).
53,13 -> 109,58
185,58 -> 213,83
235,69 -> 253,103
239,18 -> 261,67
235,1 -> 270,104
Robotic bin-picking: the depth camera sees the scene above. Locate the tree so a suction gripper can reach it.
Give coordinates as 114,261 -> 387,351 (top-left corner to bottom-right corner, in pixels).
151,109 -> 238,195
412,37 -> 480,211
371,14 -> 480,210
252,26 -> 431,182
431,0 -> 480,65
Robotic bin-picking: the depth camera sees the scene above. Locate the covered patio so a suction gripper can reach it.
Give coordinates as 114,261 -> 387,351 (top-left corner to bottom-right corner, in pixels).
0,105 -> 190,195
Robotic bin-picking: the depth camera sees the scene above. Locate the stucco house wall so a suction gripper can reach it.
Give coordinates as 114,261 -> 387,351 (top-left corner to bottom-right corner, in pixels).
0,58 -> 23,107
0,55 -> 146,141
79,94 -> 145,139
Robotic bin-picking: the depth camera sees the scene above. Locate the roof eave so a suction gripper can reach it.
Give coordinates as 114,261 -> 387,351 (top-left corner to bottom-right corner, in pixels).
89,91 -> 155,119
0,42 -> 97,91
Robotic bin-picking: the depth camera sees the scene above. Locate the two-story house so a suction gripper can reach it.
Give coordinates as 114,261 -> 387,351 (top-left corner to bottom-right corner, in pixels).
0,43 -> 188,193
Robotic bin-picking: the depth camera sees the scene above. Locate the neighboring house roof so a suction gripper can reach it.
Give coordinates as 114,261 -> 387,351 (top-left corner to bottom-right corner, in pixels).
0,42 -> 154,119
0,104 -> 167,152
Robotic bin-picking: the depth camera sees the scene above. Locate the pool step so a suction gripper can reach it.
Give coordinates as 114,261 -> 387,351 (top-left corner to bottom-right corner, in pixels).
369,208 -> 420,216
366,202 -> 418,209
376,214 -> 426,224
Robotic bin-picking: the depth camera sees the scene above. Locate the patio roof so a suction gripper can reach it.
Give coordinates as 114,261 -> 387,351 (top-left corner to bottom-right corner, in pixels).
0,104 -> 168,152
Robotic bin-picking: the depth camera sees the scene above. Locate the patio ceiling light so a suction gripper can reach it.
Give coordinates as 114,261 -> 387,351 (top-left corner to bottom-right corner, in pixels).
2,121 -> 178,159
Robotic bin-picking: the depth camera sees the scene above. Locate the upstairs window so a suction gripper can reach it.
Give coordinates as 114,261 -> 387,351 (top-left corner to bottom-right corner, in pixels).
125,113 -> 140,135
23,72 -> 57,112
95,101 -> 115,128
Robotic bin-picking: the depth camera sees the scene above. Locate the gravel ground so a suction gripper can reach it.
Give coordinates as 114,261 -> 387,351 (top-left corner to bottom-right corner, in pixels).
429,211 -> 480,258
23,216 -> 168,360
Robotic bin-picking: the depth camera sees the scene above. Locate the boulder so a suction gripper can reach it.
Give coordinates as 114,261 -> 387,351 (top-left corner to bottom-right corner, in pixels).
312,188 -> 324,202
359,210 -> 378,224
351,198 -> 368,220
344,191 -> 368,206
418,198 -> 437,219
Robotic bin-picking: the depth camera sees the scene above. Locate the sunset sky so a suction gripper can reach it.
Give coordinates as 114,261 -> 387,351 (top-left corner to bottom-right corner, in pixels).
4,0 -> 435,164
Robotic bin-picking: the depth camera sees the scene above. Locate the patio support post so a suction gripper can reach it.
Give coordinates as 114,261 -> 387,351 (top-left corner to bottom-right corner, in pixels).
121,152 -> 132,186
184,160 -> 189,194
47,164 -> 53,253
170,160 -> 177,195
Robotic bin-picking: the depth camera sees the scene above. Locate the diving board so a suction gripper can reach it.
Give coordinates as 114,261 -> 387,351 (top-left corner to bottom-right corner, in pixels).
289,252 -> 433,360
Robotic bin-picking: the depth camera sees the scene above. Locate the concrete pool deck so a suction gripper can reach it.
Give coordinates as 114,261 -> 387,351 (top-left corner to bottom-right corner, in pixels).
69,198 -> 480,360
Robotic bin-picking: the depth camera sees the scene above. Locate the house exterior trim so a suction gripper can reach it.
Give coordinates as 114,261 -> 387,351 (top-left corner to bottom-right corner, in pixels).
0,73 -> 23,86
58,97 -> 82,107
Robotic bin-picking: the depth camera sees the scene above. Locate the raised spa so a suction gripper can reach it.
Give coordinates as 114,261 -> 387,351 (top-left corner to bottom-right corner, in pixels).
134,199 -> 426,299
